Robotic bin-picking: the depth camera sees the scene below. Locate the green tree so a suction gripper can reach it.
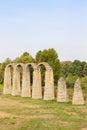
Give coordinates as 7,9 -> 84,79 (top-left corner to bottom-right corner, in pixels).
81,76 -> 87,91
14,52 -> 35,63
35,48 -> 61,85
66,73 -> 78,88
69,60 -> 86,77
83,63 -> 87,76
60,61 -> 72,77
0,58 -> 11,84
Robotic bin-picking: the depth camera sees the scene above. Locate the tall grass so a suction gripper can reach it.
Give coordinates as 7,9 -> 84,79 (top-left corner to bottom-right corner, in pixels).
0,84 -> 3,92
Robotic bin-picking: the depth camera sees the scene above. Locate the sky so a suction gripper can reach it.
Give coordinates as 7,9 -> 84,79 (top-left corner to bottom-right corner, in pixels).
0,0 -> 87,62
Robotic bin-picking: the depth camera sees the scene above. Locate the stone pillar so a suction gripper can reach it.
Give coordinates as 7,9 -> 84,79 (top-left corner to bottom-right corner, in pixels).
44,70 -> 54,100
72,78 -> 85,105
21,65 -> 31,97
12,67 -> 21,96
32,69 -> 42,99
3,67 -> 12,94
57,77 -> 69,102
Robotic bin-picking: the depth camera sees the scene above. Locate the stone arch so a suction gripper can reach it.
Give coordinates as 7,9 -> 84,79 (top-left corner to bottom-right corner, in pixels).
37,62 -> 52,71
22,63 -> 37,97
3,64 -> 14,94
37,62 -> 54,100
12,63 -> 24,96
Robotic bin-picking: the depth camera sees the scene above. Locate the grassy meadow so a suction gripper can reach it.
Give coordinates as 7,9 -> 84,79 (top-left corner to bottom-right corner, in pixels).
0,85 -> 87,130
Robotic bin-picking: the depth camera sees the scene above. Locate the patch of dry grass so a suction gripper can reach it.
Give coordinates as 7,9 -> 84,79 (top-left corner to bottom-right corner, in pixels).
0,94 -> 87,130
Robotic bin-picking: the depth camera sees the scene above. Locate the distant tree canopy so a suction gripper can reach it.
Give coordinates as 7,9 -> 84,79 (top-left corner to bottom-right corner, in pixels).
14,52 -> 35,63
0,48 -> 87,91
35,48 -> 61,85
60,60 -> 87,78
0,49 -> 61,85
60,60 -> 87,89
0,58 -> 11,84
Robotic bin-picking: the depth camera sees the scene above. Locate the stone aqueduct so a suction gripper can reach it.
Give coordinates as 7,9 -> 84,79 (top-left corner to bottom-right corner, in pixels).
3,62 -> 54,100
3,62 -> 85,104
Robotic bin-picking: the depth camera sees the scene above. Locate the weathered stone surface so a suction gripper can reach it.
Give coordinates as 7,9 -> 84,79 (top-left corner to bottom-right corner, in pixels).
72,78 -> 85,105
37,62 -> 55,100
57,77 -> 69,102
12,64 -> 24,96
4,62 -> 54,100
3,64 -> 13,94
22,65 -> 31,97
3,62 -> 86,104
32,69 -> 42,99
44,70 -> 54,100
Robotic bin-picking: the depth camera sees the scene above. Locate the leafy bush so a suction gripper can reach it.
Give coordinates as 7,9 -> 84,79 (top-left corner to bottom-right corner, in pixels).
66,74 -> 78,88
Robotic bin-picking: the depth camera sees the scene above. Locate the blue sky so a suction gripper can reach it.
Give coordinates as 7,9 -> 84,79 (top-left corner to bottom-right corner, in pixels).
0,0 -> 87,62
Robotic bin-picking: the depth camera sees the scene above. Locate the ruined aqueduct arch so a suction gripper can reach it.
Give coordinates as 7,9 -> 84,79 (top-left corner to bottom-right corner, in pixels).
3,63 -> 85,104
37,62 -> 54,100
3,63 -> 14,94
12,63 -> 24,96
3,62 -> 54,100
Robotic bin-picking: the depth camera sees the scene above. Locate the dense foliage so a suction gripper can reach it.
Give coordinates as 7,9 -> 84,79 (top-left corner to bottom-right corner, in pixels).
60,60 -> 87,89
35,48 -> 61,85
0,48 -> 87,90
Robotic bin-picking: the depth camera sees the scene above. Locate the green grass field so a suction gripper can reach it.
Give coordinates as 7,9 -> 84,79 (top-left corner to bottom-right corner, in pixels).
0,84 -> 3,91
0,85 -> 87,130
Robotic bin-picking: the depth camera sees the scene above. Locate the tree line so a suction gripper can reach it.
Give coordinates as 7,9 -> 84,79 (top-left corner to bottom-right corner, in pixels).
0,48 -> 87,91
